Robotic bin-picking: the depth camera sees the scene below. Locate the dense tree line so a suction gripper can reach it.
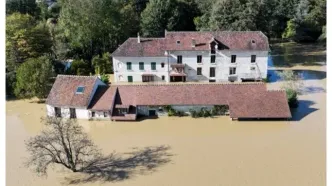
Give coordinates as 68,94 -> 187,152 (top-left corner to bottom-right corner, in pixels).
6,0 -> 326,98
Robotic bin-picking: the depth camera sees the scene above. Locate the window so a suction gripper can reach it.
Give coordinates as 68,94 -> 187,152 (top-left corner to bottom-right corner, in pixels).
151,62 -> 156,70
142,75 -> 154,82
177,55 -> 182,64
104,112 -> 108,117
139,62 -> 144,70
54,107 -> 61,117
127,62 -> 132,70
161,63 -> 165,68
70,108 -> 76,119
231,55 -> 236,63
197,55 -> 202,63
197,67 -> 202,75
211,55 -> 216,63
251,40 -> 256,44
250,67 -> 256,71
76,86 -> 85,94
210,67 -> 215,77
229,67 -> 236,75
162,75 -> 165,80
91,111 -> 95,117
251,55 -> 256,63
127,76 -> 133,82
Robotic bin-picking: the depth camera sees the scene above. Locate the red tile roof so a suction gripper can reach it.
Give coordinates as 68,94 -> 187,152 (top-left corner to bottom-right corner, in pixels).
112,38 -> 165,57
229,90 -> 292,118
165,31 -> 269,51
88,86 -> 117,111
113,83 -> 266,106
46,75 -> 99,108
108,83 -> 291,119
112,31 -> 269,57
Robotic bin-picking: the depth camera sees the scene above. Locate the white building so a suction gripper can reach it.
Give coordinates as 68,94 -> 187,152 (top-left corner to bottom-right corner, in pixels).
112,31 -> 269,83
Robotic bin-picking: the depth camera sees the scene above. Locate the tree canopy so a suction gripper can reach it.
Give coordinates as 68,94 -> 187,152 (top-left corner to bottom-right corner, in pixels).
5,0 -> 326,97
14,56 -> 55,99
6,13 -> 52,69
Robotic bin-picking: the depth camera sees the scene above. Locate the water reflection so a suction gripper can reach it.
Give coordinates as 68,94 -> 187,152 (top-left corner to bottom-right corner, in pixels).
269,42 -> 326,67
268,69 -> 326,83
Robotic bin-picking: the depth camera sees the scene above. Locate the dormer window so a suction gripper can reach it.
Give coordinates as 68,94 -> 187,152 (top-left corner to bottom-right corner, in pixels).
176,40 -> 180,44
76,86 -> 85,94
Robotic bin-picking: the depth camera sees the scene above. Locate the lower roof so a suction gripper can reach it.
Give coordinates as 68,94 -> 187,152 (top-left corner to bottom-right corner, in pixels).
107,83 -> 291,119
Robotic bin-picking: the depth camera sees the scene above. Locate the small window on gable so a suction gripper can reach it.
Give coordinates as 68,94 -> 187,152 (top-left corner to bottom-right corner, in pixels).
76,86 -> 85,94
176,40 -> 180,44
251,40 -> 256,44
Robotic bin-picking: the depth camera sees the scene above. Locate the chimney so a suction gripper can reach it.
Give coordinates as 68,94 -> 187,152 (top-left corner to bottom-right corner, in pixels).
137,32 -> 140,43
191,38 -> 196,48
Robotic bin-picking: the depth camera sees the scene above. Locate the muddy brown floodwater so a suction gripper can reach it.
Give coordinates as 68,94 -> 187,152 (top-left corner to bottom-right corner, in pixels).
6,65 -> 326,186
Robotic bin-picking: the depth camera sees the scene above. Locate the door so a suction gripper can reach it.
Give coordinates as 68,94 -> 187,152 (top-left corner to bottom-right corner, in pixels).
128,76 -> 133,82
70,108 -> 76,118
54,107 -> 61,117
149,110 -> 156,116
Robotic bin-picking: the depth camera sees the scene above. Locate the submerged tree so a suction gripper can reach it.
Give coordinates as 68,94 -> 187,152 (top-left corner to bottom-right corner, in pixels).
277,70 -> 303,108
25,117 -> 101,175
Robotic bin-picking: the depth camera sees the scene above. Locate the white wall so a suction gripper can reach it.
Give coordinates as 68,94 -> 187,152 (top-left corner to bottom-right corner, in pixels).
76,109 -> 90,119
113,56 -> 169,82
46,104 -> 55,117
169,50 -> 268,82
113,50 -> 267,83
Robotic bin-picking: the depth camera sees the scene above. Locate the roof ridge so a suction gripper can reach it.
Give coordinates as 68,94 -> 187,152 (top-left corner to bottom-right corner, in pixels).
57,74 -> 98,78
166,31 -> 263,33
112,82 -> 265,87
128,37 -> 165,40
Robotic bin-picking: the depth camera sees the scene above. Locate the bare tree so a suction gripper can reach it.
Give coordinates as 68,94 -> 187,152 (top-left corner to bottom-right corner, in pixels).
25,117 -> 101,175
277,70 -> 304,93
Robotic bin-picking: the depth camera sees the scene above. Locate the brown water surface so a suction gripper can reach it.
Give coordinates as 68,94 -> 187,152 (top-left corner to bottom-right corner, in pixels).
6,65 -> 326,186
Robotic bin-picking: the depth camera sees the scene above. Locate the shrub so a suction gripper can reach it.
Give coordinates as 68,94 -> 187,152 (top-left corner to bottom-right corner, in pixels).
286,89 -> 299,108
189,109 -> 198,118
175,111 -> 186,117
262,77 -> 269,83
69,59 -> 91,75
167,109 -> 176,116
163,105 -> 172,112
100,74 -> 109,84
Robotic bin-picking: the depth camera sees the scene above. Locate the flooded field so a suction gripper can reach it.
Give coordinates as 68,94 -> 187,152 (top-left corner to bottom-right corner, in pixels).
270,42 -> 326,67
6,65 -> 326,186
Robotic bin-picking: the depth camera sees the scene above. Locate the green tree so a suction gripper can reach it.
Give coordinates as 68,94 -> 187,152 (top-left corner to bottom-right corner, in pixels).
91,52 -> 113,75
283,0 -> 326,41
208,0 -> 244,31
141,0 -> 192,37
6,13 -> 53,68
282,19 -> 297,39
69,59 -> 91,75
14,56 -> 55,99
6,0 -> 39,16
58,0 -> 136,60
